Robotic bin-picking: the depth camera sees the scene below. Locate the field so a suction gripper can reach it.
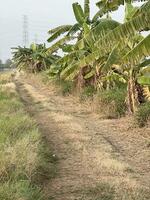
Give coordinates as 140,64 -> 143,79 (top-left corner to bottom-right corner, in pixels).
0,73 -> 56,200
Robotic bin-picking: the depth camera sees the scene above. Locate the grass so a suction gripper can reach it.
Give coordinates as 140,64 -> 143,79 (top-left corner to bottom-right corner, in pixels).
13,73 -> 150,200
134,102 -> 150,127
86,183 -> 116,200
0,74 -> 55,199
0,73 -> 12,85
42,74 -> 127,119
84,182 -> 150,200
80,86 -> 96,101
38,72 -> 75,96
39,74 -> 127,119
97,88 -> 126,118
54,79 -> 74,96
0,181 -> 44,200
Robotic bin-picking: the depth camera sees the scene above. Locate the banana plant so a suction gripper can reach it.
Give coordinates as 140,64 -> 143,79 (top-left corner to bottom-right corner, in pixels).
122,34 -> 150,112
57,0 -> 150,113
95,0 -> 148,19
47,0 -> 108,54
60,0 -> 146,78
12,44 -> 59,72
95,33 -> 150,113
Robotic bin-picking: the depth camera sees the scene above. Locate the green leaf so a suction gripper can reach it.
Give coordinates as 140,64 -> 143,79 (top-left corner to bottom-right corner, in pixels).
77,12 -> 150,69
83,22 -> 90,36
72,3 -> 85,25
75,18 -> 120,50
92,8 -> 106,21
47,36 -> 73,54
67,23 -> 81,35
124,3 -> 139,22
139,59 -> 150,68
138,75 -> 150,85
84,0 -> 90,20
102,45 -> 119,73
47,25 -> 72,43
123,34 -> 150,65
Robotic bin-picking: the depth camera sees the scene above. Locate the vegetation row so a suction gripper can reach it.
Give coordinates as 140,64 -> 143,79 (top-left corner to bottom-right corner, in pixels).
12,0 -> 150,126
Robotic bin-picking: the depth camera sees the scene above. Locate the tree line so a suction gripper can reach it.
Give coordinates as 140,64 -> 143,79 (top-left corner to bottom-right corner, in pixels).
0,59 -> 15,69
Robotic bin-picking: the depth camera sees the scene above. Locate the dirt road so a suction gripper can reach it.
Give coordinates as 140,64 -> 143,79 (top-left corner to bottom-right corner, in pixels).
15,75 -> 150,200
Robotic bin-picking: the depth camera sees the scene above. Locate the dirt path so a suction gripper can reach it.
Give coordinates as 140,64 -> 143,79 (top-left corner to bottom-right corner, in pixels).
15,75 -> 150,200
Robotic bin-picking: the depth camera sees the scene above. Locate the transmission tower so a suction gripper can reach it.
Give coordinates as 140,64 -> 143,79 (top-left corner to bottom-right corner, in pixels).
23,15 -> 29,47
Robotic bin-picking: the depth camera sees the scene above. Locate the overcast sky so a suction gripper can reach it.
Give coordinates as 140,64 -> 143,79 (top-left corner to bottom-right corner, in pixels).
0,0 -> 125,61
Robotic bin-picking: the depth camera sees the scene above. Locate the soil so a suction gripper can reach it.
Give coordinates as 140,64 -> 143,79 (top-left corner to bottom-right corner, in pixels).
15,74 -> 150,200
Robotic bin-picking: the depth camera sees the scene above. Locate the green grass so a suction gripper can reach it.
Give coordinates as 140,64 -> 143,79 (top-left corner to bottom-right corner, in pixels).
0,75 -> 55,199
80,86 -> 96,101
97,88 -> 126,118
56,79 -> 74,96
134,102 -> 150,127
0,181 -> 44,200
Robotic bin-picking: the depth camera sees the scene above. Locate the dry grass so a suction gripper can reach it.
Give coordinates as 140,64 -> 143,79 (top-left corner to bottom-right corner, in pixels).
0,73 -> 54,199
0,72 -> 12,84
85,182 -> 150,200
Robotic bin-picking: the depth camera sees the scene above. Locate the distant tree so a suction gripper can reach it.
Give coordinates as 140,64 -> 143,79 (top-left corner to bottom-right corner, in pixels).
0,59 -> 3,68
4,59 -> 12,68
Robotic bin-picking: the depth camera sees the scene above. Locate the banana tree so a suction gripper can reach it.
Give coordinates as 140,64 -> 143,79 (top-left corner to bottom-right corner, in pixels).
60,0 -> 146,76
97,1 -> 150,113
103,2 -> 150,113
95,0 -> 148,19
47,0 -> 109,54
58,0 -> 150,113
122,34 -> 150,113
12,44 -> 59,72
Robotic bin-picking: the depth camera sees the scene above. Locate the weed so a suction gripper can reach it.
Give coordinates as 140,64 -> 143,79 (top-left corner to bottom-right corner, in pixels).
55,79 -> 74,96
98,88 -> 126,118
134,102 -> 150,127
80,86 -> 96,101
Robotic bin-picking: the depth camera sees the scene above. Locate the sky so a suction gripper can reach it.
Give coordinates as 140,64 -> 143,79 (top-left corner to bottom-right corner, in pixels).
0,0 -> 125,62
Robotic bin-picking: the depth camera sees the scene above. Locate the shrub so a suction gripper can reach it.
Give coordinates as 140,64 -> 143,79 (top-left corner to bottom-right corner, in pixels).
134,102 -> 150,127
80,86 -> 96,101
56,79 -> 74,96
98,88 -> 126,118
61,81 -> 73,96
